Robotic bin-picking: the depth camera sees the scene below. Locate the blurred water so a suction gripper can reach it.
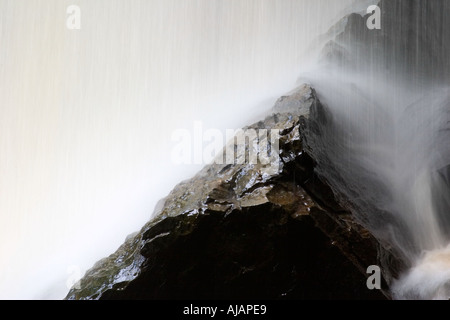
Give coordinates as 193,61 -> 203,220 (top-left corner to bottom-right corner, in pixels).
0,0 -> 358,299
302,0 -> 450,299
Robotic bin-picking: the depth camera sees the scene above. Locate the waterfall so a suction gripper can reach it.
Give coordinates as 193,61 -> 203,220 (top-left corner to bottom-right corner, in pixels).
300,0 -> 450,299
3,0 -> 448,300
0,0 -> 356,299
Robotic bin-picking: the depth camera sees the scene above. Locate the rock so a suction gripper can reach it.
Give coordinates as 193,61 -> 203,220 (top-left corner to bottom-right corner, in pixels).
65,84 -> 398,300
321,0 -> 450,87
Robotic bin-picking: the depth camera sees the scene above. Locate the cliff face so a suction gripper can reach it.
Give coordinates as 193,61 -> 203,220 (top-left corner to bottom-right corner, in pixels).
322,0 -> 450,87
65,85 -> 401,300
315,0 -> 450,258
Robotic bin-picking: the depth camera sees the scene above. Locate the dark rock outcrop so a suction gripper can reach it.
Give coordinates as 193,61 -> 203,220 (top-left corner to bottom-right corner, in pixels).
321,0 -> 450,87
314,0 -> 450,262
65,84 -> 399,300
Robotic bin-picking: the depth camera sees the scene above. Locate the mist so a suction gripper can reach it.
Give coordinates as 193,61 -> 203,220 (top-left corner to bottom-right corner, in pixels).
300,0 -> 450,299
4,0 -> 449,301
0,0 -> 358,299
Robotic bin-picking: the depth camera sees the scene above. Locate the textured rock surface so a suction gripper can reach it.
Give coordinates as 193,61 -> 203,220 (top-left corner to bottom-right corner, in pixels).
65,84 -> 398,300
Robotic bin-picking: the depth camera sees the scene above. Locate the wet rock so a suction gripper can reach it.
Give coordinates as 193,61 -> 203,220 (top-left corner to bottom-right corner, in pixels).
65,84 -> 397,300
321,0 -> 450,86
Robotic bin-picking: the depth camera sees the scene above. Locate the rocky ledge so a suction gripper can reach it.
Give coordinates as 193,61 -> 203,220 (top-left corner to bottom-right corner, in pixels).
65,84 -> 401,300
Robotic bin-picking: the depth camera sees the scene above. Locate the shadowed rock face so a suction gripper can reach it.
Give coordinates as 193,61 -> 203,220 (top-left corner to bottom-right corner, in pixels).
315,0 -> 450,259
65,84 -> 398,300
322,0 -> 450,87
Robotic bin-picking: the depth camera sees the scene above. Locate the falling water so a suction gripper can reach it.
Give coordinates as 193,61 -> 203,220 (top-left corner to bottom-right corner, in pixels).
0,0 -> 358,299
300,0 -> 450,299
3,0 -> 448,300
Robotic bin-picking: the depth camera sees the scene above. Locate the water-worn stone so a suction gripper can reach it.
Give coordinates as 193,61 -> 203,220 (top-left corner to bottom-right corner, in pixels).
65,84 -> 397,300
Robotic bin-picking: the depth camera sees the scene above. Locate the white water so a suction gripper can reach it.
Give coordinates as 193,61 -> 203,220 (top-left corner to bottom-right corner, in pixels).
300,0 -> 450,299
0,0 -> 360,299
4,0 -> 448,301
392,245 -> 450,300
